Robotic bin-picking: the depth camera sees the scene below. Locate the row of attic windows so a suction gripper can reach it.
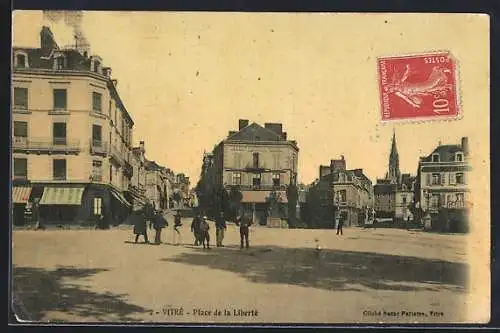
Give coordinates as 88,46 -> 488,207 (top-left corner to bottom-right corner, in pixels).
14,51 -> 106,75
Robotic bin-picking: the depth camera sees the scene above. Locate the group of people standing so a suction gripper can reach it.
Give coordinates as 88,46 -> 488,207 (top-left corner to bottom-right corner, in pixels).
128,201 -> 179,245
190,210 -> 253,249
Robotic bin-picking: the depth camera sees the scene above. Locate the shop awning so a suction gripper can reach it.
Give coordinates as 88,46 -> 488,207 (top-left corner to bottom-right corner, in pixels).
241,190 -> 288,204
39,186 -> 85,205
110,189 -> 132,207
12,186 -> 32,204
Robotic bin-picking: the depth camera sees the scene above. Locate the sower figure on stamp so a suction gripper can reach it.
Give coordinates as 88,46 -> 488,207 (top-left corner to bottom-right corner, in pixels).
190,212 -> 202,246
199,216 -> 211,249
215,210 -> 227,247
236,212 -> 252,249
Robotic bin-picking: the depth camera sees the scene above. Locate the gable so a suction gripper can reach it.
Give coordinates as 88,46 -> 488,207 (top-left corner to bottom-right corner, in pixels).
227,123 -> 282,142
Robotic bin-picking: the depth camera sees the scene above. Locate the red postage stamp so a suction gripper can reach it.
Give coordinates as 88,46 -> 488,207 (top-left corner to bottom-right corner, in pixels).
377,51 -> 460,122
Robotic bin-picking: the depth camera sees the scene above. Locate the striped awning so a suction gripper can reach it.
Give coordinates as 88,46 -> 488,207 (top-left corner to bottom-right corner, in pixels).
39,186 -> 85,205
12,186 -> 32,204
241,190 -> 288,204
110,189 -> 132,207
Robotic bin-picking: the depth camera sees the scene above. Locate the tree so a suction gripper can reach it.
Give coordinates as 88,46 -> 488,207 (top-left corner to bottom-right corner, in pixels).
228,186 -> 243,220
286,184 -> 299,229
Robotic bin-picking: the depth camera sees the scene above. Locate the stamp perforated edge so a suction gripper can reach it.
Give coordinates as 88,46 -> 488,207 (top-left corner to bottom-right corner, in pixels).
376,50 -> 463,125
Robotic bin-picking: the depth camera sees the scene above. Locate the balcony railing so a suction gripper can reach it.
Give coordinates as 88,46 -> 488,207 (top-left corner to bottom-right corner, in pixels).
90,139 -> 108,155
109,144 -> 125,165
90,170 -> 103,182
12,136 -> 81,154
232,184 -> 288,191
53,175 -> 67,181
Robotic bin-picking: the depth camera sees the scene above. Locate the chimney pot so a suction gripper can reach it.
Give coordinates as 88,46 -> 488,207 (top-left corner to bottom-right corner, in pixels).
238,119 -> 249,130
461,137 -> 469,155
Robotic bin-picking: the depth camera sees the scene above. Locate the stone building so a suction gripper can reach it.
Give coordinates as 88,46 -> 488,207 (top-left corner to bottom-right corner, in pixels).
199,119 -> 299,226
373,131 -> 416,221
414,137 -> 471,213
308,156 -> 373,228
11,26 -> 133,226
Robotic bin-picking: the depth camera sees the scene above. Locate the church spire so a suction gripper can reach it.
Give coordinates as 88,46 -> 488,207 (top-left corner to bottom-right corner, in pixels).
387,128 -> 401,183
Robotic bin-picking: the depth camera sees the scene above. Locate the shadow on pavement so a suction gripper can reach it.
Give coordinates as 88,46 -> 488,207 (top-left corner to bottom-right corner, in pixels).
161,246 -> 468,293
12,266 -> 149,322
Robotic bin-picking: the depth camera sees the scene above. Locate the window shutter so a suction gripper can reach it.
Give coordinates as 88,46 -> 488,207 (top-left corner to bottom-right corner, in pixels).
449,173 -> 456,185
426,173 -> 431,185
441,173 -> 445,185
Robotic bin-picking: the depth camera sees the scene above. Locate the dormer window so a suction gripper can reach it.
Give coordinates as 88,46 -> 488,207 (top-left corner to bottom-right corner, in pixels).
455,152 -> 464,162
432,153 -> 440,162
94,60 -> 101,73
16,54 -> 26,68
14,51 -> 29,68
54,54 -> 67,70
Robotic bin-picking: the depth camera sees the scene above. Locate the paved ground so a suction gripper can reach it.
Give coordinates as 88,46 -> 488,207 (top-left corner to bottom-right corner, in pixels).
11,218 -> 471,324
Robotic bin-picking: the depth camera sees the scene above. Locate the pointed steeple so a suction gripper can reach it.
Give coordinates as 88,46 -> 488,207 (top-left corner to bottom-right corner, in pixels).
387,128 -> 401,183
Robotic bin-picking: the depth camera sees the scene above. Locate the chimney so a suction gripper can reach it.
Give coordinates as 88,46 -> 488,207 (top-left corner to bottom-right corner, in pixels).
281,132 -> 287,140
330,157 -> 347,172
461,137 -> 469,155
238,119 -> 249,130
139,141 -> 145,152
103,67 -> 112,78
40,26 -> 58,50
264,123 -> 283,135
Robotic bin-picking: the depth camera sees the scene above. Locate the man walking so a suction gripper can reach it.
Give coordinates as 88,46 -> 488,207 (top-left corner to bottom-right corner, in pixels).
215,210 -> 227,247
190,212 -> 202,246
151,210 -> 168,244
200,216 -> 211,249
133,208 -> 149,244
236,212 -> 252,249
173,210 -> 183,245
336,215 -> 344,236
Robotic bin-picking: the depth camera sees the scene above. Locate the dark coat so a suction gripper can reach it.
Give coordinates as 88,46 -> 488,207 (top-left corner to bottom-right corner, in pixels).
215,215 -> 226,229
125,211 -> 147,235
152,214 -> 168,229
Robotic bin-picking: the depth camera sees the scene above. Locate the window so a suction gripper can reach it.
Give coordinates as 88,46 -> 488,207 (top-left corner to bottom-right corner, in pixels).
336,190 -> 347,203
432,153 -> 440,162
92,92 -> 102,113
232,172 -> 241,185
253,152 -> 259,168
56,56 -> 65,70
93,197 -> 103,215
109,165 -> 113,182
94,60 -> 101,73
14,87 -> 28,109
456,193 -> 465,207
53,89 -> 67,110
252,173 -> 261,187
456,153 -> 464,162
456,173 -> 464,184
53,122 -> 67,145
53,159 -> 67,180
431,173 -> 441,185
13,158 -> 27,178
272,173 -> 280,186
92,125 -> 102,147
402,196 -> 407,205
13,121 -> 28,137
92,160 -> 103,181
16,54 -> 26,68
430,194 -> 440,208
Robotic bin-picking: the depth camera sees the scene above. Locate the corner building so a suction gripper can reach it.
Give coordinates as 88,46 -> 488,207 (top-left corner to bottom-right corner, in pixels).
11,26 -> 134,226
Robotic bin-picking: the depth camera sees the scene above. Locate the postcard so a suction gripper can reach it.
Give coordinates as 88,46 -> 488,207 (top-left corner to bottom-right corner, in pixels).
10,11 -> 490,324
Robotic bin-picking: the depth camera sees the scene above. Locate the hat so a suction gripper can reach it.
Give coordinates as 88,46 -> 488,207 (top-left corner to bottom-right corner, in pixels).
203,216 -> 208,220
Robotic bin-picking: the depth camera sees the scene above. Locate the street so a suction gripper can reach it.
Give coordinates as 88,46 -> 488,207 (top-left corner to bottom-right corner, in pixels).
12,219 -> 469,323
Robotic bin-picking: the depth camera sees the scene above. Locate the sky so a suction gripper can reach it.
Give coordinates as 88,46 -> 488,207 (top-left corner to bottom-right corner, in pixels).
12,11 -> 489,185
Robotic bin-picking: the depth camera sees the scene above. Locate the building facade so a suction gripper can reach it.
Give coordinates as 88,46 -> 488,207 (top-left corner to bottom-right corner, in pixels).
11,26 -> 134,226
373,131 -> 416,221
415,137 -> 471,213
308,156 -> 373,228
200,119 -> 299,226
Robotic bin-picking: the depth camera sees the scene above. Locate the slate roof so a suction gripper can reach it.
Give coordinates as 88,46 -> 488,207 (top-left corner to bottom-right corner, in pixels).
227,122 -> 283,142
421,144 -> 464,162
374,183 -> 396,195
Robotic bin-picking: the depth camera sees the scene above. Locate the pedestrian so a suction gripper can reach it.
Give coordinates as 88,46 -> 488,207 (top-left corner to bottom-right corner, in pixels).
336,216 -> 344,236
190,212 -> 202,246
199,216 -> 211,249
151,210 -> 168,244
215,210 -> 227,247
132,209 -> 149,243
173,210 -> 183,245
32,198 -> 45,230
236,212 -> 252,249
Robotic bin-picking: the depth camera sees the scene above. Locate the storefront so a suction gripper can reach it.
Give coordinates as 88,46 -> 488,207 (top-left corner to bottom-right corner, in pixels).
12,186 -> 33,226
